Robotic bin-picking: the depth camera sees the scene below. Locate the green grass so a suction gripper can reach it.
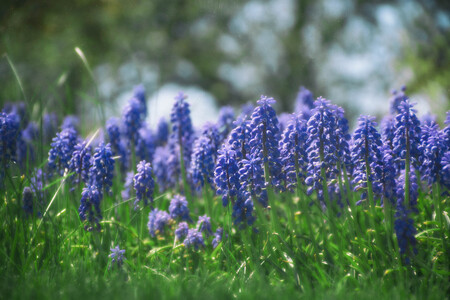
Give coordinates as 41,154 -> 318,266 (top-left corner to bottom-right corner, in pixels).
0,150 -> 449,299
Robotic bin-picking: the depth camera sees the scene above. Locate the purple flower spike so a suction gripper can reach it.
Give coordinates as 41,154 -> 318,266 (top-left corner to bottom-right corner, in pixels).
183,228 -> 205,250
148,209 -> 171,237
109,245 -> 126,268
169,194 -> 191,222
133,160 -> 155,209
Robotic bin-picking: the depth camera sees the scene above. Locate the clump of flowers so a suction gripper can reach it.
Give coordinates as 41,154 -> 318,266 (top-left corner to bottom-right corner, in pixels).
89,142 -> 115,194
68,140 -> 92,187
169,92 -> 194,173
248,96 -> 283,189
175,222 -> 189,240
191,135 -> 215,189
212,228 -> 223,249
48,127 -> 79,176
169,194 -> 191,222
0,111 -> 20,169
279,113 -> 309,192
214,144 -> 241,207
351,115 -> 383,204
197,215 -> 212,236
79,185 -> 103,231
133,160 -> 155,209
148,209 -> 171,237
183,228 -> 205,250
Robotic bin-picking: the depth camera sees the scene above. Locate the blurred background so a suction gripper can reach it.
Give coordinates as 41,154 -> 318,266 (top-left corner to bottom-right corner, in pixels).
1,0 -> 449,127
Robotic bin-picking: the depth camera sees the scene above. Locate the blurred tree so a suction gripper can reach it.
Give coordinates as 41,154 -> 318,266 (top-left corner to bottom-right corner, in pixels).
0,0 -> 449,118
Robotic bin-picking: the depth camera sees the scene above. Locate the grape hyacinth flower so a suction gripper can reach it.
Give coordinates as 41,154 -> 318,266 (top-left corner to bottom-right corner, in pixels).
420,123 -> 446,189
279,113 -> 309,192
201,123 -> 221,154
169,92 -> 194,175
61,115 -> 80,131
295,86 -> 314,120
394,169 -> 419,264
443,111 -> 450,151
248,96 -> 283,189
392,100 -> 421,209
228,116 -> 251,160
191,135 -> 215,189
148,209 -> 171,237
133,84 -> 147,116
133,160 -> 155,209
48,127 -> 78,176
42,112 -> 59,144
89,142 -> 115,194
68,140 -> 92,187
30,168 -> 45,201
389,85 -> 408,115
183,228 -> 205,250
333,106 -> 353,176
156,117 -> 169,146
212,228 -> 223,249
305,98 -> 340,204
121,171 -> 134,200
1,111 -> 20,166
351,115 -> 383,204
175,222 -> 189,240
396,168 -> 419,214
106,117 -> 129,172
167,141 -> 182,189
135,126 -> 156,163
216,106 -> 235,141
277,113 -> 291,136
197,215 -> 212,236
380,115 -> 396,151
122,97 -> 145,145
232,192 -> 256,228
16,121 -> 39,170
239,154 -> 267,207
153,146 -> 171,192
394,211 -> 417,265
378,145 -> 397,206
109,245 -> 126,268
79,185 -> 103,231
169,194 -> 191,222
3,102 -> 27,126
392,100 -> 422,169
440,151 -> 450,189
22,187 -> 34,216
214,144 -> 241,207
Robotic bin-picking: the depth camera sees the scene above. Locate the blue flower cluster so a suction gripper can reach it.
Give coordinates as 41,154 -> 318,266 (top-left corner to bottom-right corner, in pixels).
89,142 -> 115,194
48,128 -> 79,176
148,208 -> 171,237
295,86 -> 314,119
133,160 -> 155,209
170,92 -> 194,172
214,144 -> 241,207
169,194 -> 191,222
392,100 -> 422,170
248,96 -> 283,189
79,185 -> 103,231
68,140 -> 92,187
0,111 -> 20,170
109,245 -> 126,268
9,83 -> 448,266
351,115 -> 383,204
305,98 -> 340,204
279,113 -> 309,191
191,135 -> 215,189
